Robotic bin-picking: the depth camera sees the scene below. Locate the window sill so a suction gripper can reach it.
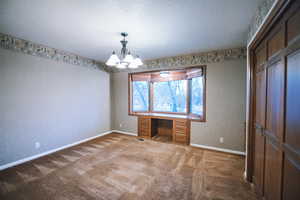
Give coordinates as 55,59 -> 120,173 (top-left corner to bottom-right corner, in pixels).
129,112 -> 206,122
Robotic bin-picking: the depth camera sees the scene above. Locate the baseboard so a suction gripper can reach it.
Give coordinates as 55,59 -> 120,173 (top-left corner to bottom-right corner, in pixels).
112,130 -> 137,136
0,130 -> 244,170
190,143 -> 246,156
112,131 -> 245,156
243,171 -> 247,180
113,131 -> 245,156
0,130 -> 112,171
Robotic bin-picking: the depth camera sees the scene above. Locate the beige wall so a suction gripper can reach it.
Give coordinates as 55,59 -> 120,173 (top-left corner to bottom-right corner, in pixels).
111,72 -> 138,133
0,48 -> 111,166
111,59 -> 247,152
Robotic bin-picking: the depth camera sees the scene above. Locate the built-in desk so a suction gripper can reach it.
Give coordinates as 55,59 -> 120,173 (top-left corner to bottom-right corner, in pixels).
137,114 -> 191,145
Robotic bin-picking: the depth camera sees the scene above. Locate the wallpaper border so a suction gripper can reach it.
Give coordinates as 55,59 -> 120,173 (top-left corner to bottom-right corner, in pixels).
0,33 -> 109,72
0,33 -> 246,73
247,0 -> 277,44
111,47 -> 247,73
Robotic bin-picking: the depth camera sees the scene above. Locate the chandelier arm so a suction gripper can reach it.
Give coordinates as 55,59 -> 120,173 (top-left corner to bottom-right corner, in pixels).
120,32 -> 128,59
106,32 -> 143,68
120,40 -> 128,59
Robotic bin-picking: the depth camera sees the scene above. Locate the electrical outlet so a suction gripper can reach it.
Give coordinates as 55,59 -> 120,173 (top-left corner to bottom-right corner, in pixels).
119,123 -> 123,128
35,142 -> 40,149
219,137 -> 224,143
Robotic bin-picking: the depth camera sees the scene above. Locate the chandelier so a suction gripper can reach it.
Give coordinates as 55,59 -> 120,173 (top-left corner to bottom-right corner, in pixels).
106,32 -> 143,69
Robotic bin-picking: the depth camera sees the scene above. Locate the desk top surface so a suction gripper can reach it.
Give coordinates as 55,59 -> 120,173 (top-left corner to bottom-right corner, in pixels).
136,112 -> 189,120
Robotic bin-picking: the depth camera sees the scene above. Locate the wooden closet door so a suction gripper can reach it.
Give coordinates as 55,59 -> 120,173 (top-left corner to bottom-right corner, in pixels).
283,7 -> 300,199
284,51 -> 300,198
253,45 -> 267,195
250,1 -> 300,199
263,27 -> 285,200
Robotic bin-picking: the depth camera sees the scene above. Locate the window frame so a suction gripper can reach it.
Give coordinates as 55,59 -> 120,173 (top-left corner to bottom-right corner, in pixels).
128,66 -> 206,122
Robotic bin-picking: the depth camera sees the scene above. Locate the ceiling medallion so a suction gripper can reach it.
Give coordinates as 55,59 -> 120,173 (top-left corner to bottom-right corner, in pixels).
106,32 -> 143,69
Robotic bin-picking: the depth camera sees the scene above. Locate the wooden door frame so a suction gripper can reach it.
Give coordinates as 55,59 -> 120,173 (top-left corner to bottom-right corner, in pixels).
246,0 -> 292,182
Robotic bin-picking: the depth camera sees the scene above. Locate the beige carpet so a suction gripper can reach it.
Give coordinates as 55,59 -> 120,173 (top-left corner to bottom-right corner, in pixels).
151,134 -> 173,143
0,133 -> 258,200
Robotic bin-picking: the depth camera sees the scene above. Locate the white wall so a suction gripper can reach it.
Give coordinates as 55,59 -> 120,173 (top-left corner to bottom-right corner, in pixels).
0,48 -> 111,166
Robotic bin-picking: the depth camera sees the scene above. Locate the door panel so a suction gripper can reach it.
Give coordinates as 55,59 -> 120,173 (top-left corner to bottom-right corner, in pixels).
287,10 -> 300,43
253,128 -> 265,194
266,61 -> 284,141
264,140 -> 282,200
283,49 -> 300,200
268,28 -> 285,58
282,156 -> 300,200
253,69 -> 266,195
255,70 -> 266,125
264,59 -> 284,200
256,45 -> 267,67
286,51 -> 300,153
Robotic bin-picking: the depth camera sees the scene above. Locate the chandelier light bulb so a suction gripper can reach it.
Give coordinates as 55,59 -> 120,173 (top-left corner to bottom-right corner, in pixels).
116,63 -> 127,69
128,62 -> 138,69
106,51 -> 120,66
123,52 -> 134,63
134,56 -> 143,66
106,33 -> 142,68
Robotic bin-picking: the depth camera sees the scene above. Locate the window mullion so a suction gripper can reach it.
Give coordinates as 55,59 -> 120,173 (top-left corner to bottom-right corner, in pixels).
187,79 -> 191,114
129,74 -> 132,114
149,81 -> 153,113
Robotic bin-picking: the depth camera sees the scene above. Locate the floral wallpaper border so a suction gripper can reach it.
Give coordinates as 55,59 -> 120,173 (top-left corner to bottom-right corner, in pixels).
0,33 -> 246,73
0,33 -> 109,72
111,47 -> 247,73
247,0 -> 276,44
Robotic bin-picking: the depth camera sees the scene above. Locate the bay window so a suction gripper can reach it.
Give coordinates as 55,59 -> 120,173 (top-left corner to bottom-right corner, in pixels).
129,66 -> 206,121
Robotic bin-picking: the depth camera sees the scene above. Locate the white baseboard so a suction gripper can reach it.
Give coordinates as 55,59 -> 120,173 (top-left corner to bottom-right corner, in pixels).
0,130 -> 112,171
0,130 -> 244,171
112,130 -> 137,136
113,131 -> 245,156
190,143 -> 246,156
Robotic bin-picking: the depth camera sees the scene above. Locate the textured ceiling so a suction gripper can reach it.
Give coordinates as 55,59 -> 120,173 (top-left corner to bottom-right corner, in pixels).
0,0 -> 261,61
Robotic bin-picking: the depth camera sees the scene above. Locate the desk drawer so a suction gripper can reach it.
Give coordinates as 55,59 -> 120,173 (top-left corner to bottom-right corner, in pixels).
174,119 -> 187,127
139,118 -> 150,127
174,120 -> 187,134
138,117 -> 151,137
175,134 -> 187,143
173,119 -> 190,144
174,125 -> 186,133
175,129 -> 186,136
140,130 -> 149,137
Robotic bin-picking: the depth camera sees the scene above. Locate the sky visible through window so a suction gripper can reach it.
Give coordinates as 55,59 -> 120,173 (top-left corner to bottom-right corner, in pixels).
153,80 -> 187,113
190,77 -> 203,115
132,81 -> 149,111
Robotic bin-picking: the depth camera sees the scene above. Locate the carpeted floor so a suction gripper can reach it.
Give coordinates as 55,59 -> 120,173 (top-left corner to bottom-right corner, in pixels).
0,133 -> 258,200
151,134 -> 173,143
